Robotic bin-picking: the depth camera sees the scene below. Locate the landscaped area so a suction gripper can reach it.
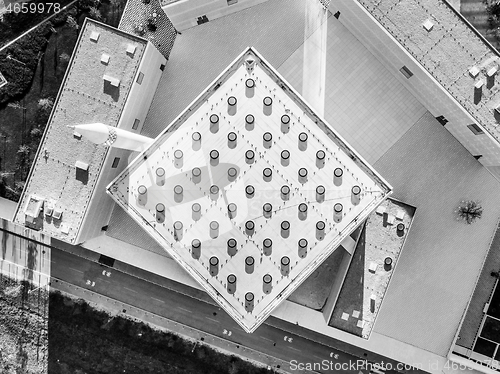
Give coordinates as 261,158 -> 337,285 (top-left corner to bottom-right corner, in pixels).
0,0 -> 127,202
0,0 -> 74,48
329,198 -> 415,338
0,276 -> 48,373
0,275 -> 270,373
461,0 -> 500,49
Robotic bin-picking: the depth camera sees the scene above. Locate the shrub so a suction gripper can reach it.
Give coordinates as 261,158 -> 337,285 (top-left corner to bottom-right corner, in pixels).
38,97 -> 54,112
89,6 -> 102,20
133,23 -> 145,36
66,15 -> 79,30
456,200 -> 483,224
77,0 -> 94,11
147,17 -> 157,31
59,52 -> 71,63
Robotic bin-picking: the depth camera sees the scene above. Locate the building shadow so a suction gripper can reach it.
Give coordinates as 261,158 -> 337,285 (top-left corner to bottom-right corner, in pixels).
75,168 -> 89,185
327,225 -> 366,336
25,240 -> 37,284
103,80 -> 120,102
474,86 -> 482,105
1,219 -> 8,260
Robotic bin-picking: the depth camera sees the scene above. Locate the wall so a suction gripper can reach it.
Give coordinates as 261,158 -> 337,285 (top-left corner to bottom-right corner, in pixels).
332,0 -> 500,171
322,248 -> 351,322
76,42 -> 166,244
162,0 -> 270,31
117,43 -> 167,135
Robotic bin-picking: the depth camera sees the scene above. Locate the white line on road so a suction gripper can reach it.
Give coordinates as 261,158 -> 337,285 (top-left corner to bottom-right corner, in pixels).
205,317 -> 219,323
289,347 -> 301,353
260,337 -> 274,343
151,297 -> 164,303
123,286 -> 138,293
69,267 -> 83,274
313,355 -> 323,360
177,306 -> 192,313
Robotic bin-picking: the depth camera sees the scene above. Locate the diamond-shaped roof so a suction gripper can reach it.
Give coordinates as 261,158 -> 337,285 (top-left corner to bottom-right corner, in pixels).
107,47 -> 392,333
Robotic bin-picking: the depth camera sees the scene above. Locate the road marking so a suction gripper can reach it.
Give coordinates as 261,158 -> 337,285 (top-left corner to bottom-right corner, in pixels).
177,307 -> 192,313
289,347 -> 301,353
69,267 -> 83,274
205,317 -> 219,323
123,287 -> 138,293
260,336 -> 274,343
151,297 -> 164,303
313,355 -> 323,360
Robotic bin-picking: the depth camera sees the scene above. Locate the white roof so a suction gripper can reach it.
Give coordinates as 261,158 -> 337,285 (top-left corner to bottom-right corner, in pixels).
107,47 -> 391,332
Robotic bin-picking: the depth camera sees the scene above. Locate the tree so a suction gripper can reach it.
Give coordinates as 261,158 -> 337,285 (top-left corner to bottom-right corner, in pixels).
455,200 -> 483,224
59,52 -> 70,63
66,15 -> 79,31
38,97 -> 54,112
89,7 -> 102,21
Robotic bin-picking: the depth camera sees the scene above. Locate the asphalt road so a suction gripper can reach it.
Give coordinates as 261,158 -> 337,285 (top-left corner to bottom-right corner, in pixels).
49,246 -> 422,374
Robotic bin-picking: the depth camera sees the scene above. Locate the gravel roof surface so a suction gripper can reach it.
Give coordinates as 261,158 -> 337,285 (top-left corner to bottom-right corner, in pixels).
359,0 -> 500,140
14,20 -> 146,243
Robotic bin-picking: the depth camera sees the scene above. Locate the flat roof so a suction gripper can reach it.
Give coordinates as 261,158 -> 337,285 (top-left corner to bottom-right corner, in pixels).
107,47 -> 392,333
13,19 -> 146,242
373,112 -> 500,356
358,0 -> 500,143
330,198 -> 416,338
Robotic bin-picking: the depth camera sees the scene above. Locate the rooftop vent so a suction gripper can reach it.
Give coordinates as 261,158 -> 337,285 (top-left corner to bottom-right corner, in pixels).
44,207 -> 53,217
126,44 -> 136,56
75,160 -> 89,171
60,224 -> 70,235
101,54 -> 110,65
103,74 -> 120,87
52,209 -> 63,220
422,19 -> 434,32
24,194 -> 44,218
469,66 -> 480,78
245,54 -> 256,74
90,31 -> 100,42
